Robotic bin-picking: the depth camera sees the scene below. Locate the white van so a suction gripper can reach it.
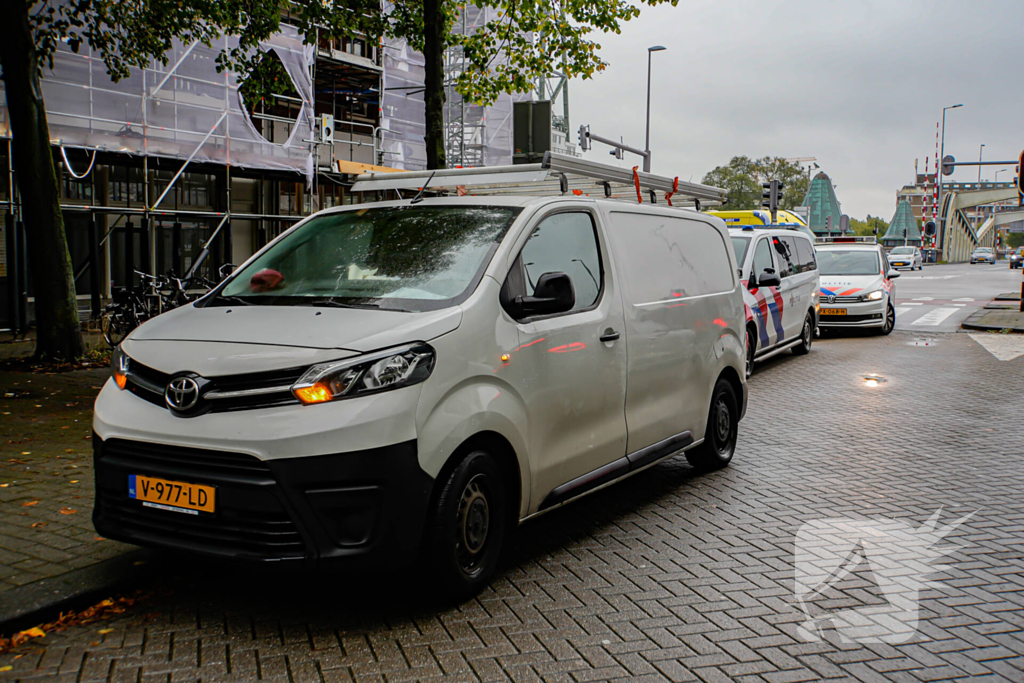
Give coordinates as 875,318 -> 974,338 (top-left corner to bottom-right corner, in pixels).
729,227 -> 820,375
93,160 -> 747,597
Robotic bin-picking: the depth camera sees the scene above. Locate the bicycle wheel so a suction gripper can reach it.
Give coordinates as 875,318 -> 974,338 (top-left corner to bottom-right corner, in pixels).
101,311 -> 129,347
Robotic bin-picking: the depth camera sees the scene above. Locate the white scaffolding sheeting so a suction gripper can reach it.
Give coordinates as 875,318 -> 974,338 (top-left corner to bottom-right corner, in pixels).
380,36 -> 427,171
0,24 -> 315,180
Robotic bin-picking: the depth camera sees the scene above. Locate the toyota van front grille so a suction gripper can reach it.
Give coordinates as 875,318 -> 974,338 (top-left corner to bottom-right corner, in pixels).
122,358 -> 304,413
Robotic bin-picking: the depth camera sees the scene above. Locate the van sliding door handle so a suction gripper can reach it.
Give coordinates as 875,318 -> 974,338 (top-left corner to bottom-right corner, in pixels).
600,331 -> 621,342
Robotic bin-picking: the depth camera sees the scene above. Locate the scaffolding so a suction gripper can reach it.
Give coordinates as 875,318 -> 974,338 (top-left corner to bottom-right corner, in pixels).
443,6 -> 523,168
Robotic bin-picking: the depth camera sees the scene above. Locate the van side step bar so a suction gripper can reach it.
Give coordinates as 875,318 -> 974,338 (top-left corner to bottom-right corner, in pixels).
538,431 -> 693,511
754,336 -> 802,363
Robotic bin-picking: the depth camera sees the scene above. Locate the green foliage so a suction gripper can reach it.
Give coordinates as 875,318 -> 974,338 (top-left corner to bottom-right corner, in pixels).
848,215 -> 887,238
702,156 -> 761,209
702,156 -> 811,211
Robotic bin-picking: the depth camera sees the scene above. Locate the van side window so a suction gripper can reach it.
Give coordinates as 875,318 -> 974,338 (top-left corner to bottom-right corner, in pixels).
795,237 -> 817,273
751,238 -> 774,280
606,212 -> 734,303
519,212 -> 602,312
773,236 -> 798,278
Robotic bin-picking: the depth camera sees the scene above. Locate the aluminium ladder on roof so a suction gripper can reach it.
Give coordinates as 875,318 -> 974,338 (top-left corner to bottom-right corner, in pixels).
350,152 -> 727,208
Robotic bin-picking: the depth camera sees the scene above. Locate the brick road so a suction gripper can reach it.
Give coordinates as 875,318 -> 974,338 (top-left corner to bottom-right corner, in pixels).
2,330 -> 1023,682
0,368 -> 132,592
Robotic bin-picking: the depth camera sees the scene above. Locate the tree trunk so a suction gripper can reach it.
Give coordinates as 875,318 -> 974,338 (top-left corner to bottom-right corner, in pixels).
0,0 -> 85,360
422,0 -> 446,170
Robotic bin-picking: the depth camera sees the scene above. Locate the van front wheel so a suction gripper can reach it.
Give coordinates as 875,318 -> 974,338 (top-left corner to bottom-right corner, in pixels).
428,450 -> 506,601
686,379 -> 739,470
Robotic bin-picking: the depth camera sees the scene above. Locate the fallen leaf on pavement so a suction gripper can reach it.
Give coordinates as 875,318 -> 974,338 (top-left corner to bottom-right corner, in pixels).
21,628 -> 45,638
70,480 -> 79,483
0,483 -> 9,487
31,522 -> 48,528
0,665 -> 11,672
59,508 -> 77,515
98,629 -> 113,634
22,501 -> 38,507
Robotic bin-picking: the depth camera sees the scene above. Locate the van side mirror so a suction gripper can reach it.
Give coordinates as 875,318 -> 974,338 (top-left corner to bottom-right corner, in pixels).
886,270 -> 901,279
515,272 -> 575,316
751,268 -> 781,289
219,263 -> 237,279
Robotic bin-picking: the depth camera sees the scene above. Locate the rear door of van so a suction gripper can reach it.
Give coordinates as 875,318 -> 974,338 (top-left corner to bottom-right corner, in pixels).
604,209 -> 738,453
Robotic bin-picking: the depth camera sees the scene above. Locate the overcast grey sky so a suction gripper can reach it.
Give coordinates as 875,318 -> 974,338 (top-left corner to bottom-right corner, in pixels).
568,0 -> 1023,220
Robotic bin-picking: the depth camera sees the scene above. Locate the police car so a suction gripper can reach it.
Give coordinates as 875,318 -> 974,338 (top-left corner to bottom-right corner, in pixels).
816,237 -> 898,334
730,227 -> 820,377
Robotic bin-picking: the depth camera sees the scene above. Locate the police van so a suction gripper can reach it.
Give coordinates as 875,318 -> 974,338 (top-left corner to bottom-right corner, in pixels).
93,154 -> 747,598
729,227 -> 820,376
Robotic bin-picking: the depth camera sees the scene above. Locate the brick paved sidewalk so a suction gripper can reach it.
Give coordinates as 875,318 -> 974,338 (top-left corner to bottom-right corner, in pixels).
0,368 -> 135,616
0,330 -> 1022,682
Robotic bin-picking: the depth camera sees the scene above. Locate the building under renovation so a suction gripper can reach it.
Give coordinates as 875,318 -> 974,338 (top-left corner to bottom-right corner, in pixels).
0,11 -> 575,332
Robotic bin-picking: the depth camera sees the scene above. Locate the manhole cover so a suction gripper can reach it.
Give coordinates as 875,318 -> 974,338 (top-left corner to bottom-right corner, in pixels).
907,338 -> 938,347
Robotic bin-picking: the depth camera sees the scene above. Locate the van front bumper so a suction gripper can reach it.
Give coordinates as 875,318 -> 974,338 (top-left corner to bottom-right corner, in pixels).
92,434 -> 434,568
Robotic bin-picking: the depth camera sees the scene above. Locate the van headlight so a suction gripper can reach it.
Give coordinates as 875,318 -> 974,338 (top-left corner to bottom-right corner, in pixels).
291,343 -> 436,405
111,346 -> 130,390
864,290 -> 884,301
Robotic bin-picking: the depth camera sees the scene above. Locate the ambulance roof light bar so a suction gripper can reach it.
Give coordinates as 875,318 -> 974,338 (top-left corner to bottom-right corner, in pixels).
350,152 -> 727,206
815,236 -> 877,244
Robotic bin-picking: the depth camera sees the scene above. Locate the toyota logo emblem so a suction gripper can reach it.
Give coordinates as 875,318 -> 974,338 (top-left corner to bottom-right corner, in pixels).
165,376 -> 200,411
827,295 -> 836,304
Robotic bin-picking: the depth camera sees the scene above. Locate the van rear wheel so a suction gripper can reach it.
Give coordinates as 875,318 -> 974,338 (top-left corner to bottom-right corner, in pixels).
791,313 -> 813,356
428,450 -> 506,601
686,379 -> 738,470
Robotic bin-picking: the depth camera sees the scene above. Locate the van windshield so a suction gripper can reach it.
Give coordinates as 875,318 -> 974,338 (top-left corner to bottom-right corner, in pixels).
890,247 -> 914,254
817,250 -> 881,276
215,205 -> 520,311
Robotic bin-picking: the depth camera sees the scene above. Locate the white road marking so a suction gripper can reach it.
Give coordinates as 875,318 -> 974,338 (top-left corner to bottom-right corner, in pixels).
911,308 -> 958,326
952,304 -> 966,307
903,302 -> 924,306
895,306 -> 915,317
913,297 -> 934,301
969,333 -> 1024,361
952,298 -> 975,302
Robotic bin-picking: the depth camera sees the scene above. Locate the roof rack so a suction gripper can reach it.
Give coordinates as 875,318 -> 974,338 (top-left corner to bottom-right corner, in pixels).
815,236 -> 877,244
350,152 -> 726,207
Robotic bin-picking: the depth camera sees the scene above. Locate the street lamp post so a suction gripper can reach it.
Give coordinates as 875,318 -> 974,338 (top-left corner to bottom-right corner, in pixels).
978,143 -> 985,182
644,45 -> 666,173
996,169 -> 1007,183
937,103 -> 963,253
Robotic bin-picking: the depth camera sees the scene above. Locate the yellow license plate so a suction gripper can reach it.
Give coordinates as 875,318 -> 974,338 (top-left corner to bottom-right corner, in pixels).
821,308 -> 847,316
129,474 -> 215,514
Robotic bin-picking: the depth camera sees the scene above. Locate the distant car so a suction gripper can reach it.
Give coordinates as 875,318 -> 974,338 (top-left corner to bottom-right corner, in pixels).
1010,248 -> 1024,270
887,246 -> 923,271
970,247 -> 996,265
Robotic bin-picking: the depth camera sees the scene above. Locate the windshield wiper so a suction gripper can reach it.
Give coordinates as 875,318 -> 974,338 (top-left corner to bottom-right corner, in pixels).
310,299 -> 409,312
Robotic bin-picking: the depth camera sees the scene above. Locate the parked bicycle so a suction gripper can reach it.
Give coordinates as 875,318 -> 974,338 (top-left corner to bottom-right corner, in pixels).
101,269 -> 219,347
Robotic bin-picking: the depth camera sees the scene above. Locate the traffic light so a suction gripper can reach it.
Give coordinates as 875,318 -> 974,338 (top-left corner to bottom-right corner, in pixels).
761,179 -> 783,223
578,125 -> 590,151
924,221 -> 936,237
